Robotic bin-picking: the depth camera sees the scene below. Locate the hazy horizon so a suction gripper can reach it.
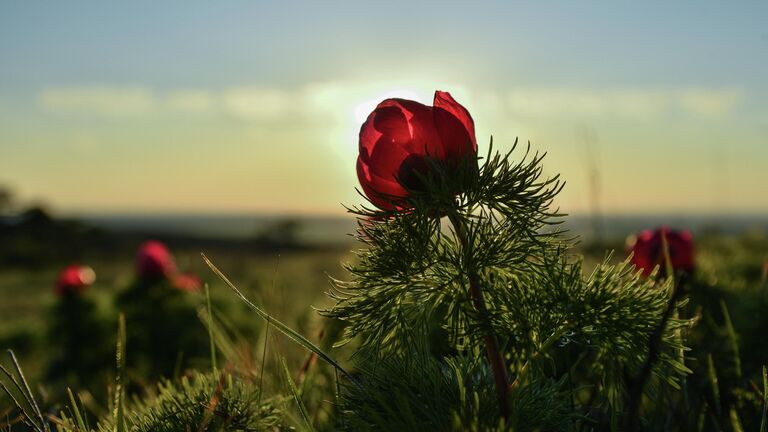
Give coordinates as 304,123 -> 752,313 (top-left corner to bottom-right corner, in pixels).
69,211 -> 768,243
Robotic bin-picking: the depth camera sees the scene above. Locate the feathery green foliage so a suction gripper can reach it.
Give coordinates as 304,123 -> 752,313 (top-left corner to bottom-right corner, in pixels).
336,334 -> 577,432
68,371 -> 283,432
326,140 -> 692,429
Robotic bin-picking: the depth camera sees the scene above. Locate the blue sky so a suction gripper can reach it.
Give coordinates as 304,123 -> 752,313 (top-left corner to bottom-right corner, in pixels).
1,1 -> 766,214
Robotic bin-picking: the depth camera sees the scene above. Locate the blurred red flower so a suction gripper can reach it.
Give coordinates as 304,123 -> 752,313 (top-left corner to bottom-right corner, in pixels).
55,264 -> 96,296
627,227 -> 694,277
135,240 -> 201,292
172,273 -> 201,292
136,240 -> 177,280
356,90 -> 477,210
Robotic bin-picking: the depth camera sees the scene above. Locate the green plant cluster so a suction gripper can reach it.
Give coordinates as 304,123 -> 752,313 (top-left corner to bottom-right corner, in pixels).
325,141 -> 691,430
86,372 -> 283,432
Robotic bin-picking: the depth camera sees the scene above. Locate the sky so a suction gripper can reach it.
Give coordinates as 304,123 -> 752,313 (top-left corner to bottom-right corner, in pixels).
1,1 -> 767,216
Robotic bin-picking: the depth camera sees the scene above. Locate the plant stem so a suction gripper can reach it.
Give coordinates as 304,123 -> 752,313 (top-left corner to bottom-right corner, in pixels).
448,212 -> 510,420
624,275 -> 686,431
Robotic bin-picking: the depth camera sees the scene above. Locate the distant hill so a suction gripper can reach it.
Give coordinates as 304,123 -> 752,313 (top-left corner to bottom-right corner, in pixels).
75,212 -> 767,242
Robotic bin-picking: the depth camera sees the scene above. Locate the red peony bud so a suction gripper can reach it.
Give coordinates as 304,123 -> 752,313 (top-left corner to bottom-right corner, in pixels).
627,226 -> 694,277
136,240 -> 176,280
357,90 -> 478,211
172,273 -> 201,292
55,264 -> 96,296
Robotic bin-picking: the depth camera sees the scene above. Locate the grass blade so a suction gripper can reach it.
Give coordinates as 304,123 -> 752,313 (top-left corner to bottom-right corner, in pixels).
202,253 -> 360,388
760,365 -> 768,432
257,260 -> 276,409
0,364 -> 29,414
720,300 -> 742,380
66,388 -> 88,431
113,314 -> 127,432
205,284 -> 218,375
0,379 -> 33,429
729,407 -> 744,432
707,354 -> 722,417
1,351 -> 46,432
8,350 -> 45,430
281,357 -> 315,432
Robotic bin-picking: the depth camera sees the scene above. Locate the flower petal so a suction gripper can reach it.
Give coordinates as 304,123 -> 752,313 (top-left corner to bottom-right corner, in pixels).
388,98 -> 443,158
630,227 -> 695,276
359,98 -> 443,186
357,157 -> 407,210
359,102 -> 415,181
136,240 -> 176,279
434,91 -> 477,155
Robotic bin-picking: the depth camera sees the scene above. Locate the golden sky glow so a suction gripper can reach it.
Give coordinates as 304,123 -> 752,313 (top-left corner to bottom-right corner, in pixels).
1,2 -> 766,216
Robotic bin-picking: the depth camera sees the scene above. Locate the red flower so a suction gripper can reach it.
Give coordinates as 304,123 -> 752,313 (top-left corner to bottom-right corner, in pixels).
627,227 -> 694,277
172,273 -> 201,292
135,240 -> 200,292
55,264 -> 96,296
356,90 -> 478,210
136,240 -> 176,280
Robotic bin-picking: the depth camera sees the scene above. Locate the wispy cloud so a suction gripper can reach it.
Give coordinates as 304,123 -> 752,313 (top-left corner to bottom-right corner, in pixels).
677,88 -> 744,117
504,87 -> 744,119
36,85 -> 313,121
164,90 -> 215,113
35,84 -> 745,123
38,86 -> 156,115
220,87 -> 297,121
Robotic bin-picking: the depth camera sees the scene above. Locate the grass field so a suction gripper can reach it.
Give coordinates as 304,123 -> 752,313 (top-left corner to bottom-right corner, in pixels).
0,242 -> 352,407
1,229 -> 767,429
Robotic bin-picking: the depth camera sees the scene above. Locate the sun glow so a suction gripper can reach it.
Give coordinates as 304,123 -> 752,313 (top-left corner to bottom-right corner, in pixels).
308,83 -> 438,171
352,88 -> 428,125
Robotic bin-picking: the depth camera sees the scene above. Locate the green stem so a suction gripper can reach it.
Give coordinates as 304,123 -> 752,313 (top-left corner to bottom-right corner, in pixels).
448,212 -> 509,420
625,275 -> 685,431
